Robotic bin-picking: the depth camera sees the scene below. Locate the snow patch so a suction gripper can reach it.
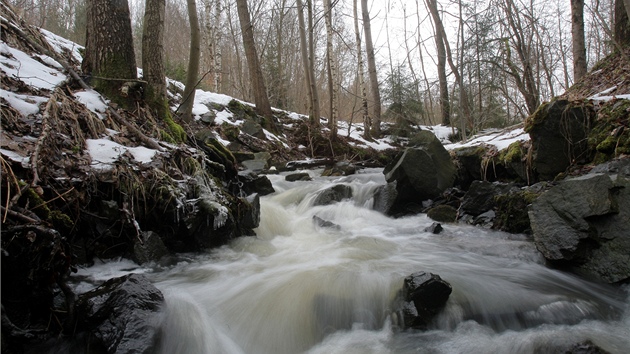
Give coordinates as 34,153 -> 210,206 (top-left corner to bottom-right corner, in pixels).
445,127 -> 530,151
1,43 -> 66,90
1,90 -> 47,116
74,90 -> 108,118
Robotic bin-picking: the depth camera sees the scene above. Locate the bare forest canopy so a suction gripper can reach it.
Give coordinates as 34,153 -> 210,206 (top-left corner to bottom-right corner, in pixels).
8,0 -> 630,135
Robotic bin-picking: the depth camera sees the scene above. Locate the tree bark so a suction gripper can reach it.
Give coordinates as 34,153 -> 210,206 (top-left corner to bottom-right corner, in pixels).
426,0 -> 450,126
177,0 -> 201,123
142,0 -> 167,118
236,0 -> 274,120
307,0 -> 321,127
571,0 -> 587,82
361,0 -> 382,136
615,0 -> 630,46
83,0 -> 137,106
296,0 -> 320,127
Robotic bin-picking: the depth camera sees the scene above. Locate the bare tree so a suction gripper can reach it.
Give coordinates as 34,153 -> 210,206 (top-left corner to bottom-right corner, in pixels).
361,0 -> 382,136
571,0 -> 587,81
354,0 -> 371,139
177,0 -> 201,123
296,0 -> 321,126
426,0 -> 450,126
235,0 -> 274,120
82,0 -> 137,106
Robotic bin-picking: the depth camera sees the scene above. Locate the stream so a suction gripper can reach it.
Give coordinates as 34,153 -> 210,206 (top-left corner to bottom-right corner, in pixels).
76,168 -> 630,353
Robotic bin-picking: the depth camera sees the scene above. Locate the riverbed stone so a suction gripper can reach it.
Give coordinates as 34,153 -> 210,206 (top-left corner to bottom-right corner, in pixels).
133,231 -> 169,265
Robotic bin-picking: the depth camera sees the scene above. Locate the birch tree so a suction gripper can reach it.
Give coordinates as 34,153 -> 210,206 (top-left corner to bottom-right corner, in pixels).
324,0 -> 338,138
361,0 -> 382,136
354,0 -> 371,139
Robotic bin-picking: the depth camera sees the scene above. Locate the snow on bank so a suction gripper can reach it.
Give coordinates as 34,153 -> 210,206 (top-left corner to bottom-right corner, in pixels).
86,138 -> 159,171
445,127 -> 530,151
1,43 -> 66,90
588,85 -> 630,101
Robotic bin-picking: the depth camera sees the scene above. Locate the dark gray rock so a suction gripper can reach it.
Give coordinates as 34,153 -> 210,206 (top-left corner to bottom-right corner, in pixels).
397,271 -> 452,329
76,274 -> 164,354
237,171 -> 275,196
241,159 -> 267,172
529,172 -> 630,283
133,231 -> 169,265
312,184 -> 353,206
199,110 -> 216,124
322,161 -> 357,176
383,134 -> 456,215
372,182 -> 398,215
424,222 -> 443,234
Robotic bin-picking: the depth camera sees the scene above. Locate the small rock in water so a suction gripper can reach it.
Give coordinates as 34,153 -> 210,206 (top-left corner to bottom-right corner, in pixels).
424,223 -> 443,234
312,215 -> 340,230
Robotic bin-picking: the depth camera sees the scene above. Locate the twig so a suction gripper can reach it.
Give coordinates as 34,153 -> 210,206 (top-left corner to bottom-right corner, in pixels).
32,187 -> 74,210
0,206 -> 40,224
107,107 -> 164,151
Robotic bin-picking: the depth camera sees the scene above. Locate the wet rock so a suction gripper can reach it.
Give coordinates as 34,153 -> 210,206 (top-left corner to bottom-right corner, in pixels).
372,182 -> 398,215
312,216 -> 340,230
529,171 -> 630,283
312,184 -> 353,206
237,171 -> 275,196
238,193 -> 260,233
563,340 -> 611,354
383,132 -> 456,215
75,274 -> 164,354
241,159 -> 267,172
397,271 -> 452,329
427,205 -> 458,223
322,161 -> 357,176
199,110 -> 216,124
133,231 -> 169,265
285,172 -> 312,182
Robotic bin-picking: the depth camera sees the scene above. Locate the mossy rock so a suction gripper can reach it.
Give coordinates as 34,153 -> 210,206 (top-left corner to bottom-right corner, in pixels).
427,204 -> 458,223
221,122 -> 240,142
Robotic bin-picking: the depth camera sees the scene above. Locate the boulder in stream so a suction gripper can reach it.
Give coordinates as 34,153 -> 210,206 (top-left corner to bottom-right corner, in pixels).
396,271 -> 452,329
75,274 -> 164,354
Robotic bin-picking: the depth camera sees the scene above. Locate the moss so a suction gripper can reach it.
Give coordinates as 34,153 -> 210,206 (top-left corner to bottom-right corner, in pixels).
25,187 -> 50,220
221,122 -> 240,141
204,137 -> 237,167
164,113 -> 187,143
228,99 -> 256,119
499,141 -> 523,164
49,210 -> 74,232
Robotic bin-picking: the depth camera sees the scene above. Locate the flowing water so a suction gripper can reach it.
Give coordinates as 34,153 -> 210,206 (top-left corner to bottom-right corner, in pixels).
78,169 -> 630,354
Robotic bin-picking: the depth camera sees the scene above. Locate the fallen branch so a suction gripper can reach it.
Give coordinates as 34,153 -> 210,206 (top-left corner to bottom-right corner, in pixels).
0,206 -> 39,224
31,91 -> 57,187
107,108 -> 163,151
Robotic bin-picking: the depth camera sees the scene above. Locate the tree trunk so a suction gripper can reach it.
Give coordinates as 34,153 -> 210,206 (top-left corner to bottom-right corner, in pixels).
307,0 -> 321,127
571,0 -> 587,81
83,0 -> 137,107
177,0 -> 200,123
361,0 -> 382,136
615,0 -> 630,46
426,0 -> 450,126
324,0 -> 338,139
142,0 -> 167,118
235,0 -> 274,121
354,0 -> 370,139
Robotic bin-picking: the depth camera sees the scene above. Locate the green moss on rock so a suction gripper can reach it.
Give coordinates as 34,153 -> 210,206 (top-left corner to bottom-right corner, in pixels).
427,204 -> 458,223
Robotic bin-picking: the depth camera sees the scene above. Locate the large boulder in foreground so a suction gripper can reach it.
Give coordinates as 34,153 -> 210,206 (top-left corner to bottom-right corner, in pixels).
75,274 -> 164,353
529,160 -> 630,283
383,131 -> 456,215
